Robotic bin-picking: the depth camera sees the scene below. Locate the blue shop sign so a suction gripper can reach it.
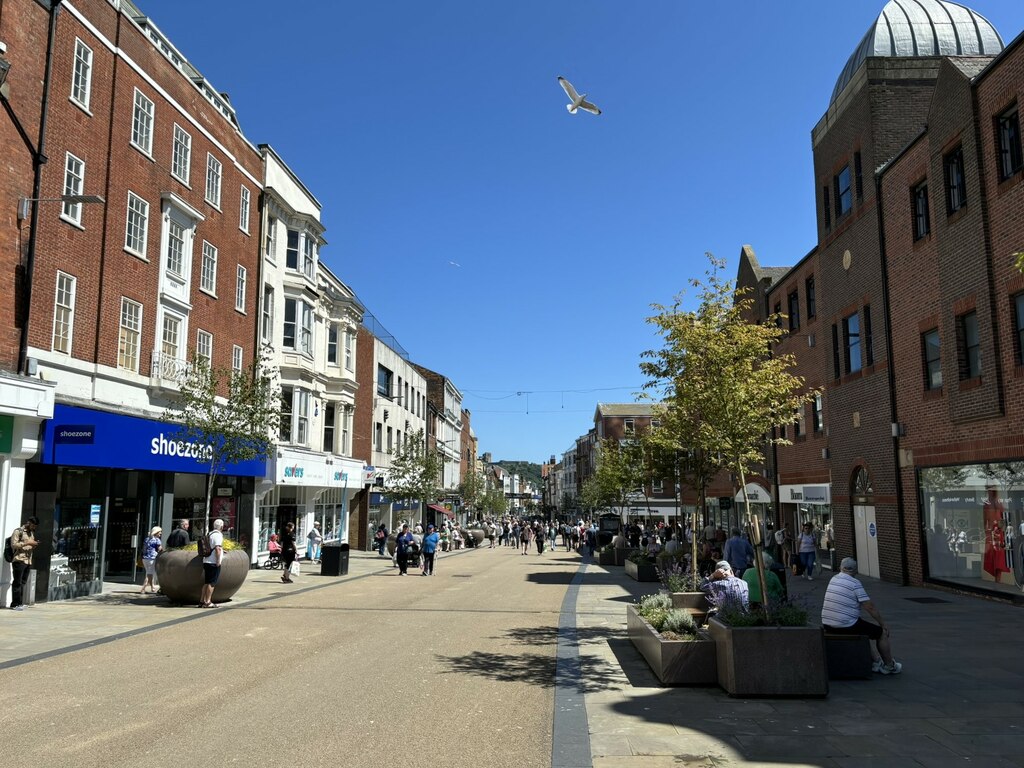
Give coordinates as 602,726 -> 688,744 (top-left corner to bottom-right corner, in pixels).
42,405 -> 266,477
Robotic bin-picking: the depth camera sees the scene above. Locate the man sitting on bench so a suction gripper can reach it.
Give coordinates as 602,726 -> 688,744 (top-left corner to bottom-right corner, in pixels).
821,557 -> 902,675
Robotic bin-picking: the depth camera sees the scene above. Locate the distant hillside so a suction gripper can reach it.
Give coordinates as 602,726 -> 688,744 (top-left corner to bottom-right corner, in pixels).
495,460 -> 543,491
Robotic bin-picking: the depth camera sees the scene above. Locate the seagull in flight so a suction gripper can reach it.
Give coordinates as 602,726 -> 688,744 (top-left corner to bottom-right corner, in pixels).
557,76 -> 601,115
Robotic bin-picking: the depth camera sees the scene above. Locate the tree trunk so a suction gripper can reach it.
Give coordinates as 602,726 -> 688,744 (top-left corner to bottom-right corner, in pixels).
738,463 -> 771,622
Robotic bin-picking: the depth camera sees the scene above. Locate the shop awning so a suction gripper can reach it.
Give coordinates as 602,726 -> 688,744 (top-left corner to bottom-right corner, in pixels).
428,503 -> 454,519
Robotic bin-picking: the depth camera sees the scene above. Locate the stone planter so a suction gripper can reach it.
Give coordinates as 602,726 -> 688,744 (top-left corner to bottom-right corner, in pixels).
469,528 -> 486,545
708,617 -> 829,698
155,549 -> 249,605
627,604 -> 717,685
598,549 -> 616,566
613,547 -> 628,566
625,559 -> 659,582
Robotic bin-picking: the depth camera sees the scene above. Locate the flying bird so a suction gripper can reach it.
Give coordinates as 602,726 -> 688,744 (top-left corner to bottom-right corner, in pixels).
557,76 -> 601,115
448,261 -> 461,268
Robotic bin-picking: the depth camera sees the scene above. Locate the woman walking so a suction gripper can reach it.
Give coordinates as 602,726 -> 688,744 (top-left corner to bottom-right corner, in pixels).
798,522 -> 817,580
280,522 -> 298,583
139,526 -> 162,594
520,522 -> 532,555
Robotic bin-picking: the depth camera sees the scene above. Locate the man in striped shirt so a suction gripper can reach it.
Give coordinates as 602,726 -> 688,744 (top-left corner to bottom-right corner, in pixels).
821,557 -> 902,675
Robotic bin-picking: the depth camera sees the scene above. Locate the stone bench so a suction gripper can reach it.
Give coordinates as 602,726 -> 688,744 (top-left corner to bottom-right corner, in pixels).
824,632 -> 873,679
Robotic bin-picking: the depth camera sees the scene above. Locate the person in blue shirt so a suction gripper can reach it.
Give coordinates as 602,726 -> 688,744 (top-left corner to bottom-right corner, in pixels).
421,523 -> 440,576
723,528 -> 754,576
395,524 -> 415,576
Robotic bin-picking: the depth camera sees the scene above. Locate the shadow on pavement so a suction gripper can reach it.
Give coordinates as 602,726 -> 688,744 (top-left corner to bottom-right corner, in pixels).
436,649 -> 621,694
502,624 -> 625,645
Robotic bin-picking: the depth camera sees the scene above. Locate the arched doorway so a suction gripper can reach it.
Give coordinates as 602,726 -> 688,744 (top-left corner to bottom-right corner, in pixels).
851,466 -> 880,578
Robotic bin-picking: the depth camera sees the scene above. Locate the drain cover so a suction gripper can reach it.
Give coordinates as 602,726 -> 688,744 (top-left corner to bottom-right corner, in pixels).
904,597 -> 951,604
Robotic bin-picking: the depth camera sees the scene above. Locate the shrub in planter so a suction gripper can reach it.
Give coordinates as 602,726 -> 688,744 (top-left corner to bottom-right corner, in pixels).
598,544 -> 616,566
708,596 -> 827,697
156,540 -> 249,605
625,552 -> 659,582
628,594 -> 716,685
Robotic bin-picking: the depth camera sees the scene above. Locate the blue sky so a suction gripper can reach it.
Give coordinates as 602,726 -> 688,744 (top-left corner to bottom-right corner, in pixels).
143,1 -> 1024,464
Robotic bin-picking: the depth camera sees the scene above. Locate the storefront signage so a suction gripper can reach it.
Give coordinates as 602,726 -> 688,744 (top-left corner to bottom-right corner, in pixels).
735,483 -> 771,504
0,414 -> 12,453
42,405 -> 266,476
781,484 -> 832,505
54,424 -> 95,444
89,504 -> 101,525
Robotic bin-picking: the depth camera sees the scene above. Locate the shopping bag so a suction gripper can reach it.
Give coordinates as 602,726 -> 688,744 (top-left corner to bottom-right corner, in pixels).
289,560 -> 301,577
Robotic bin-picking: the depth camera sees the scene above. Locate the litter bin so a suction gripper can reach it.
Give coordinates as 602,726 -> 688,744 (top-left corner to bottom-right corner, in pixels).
321,543 -> 350,576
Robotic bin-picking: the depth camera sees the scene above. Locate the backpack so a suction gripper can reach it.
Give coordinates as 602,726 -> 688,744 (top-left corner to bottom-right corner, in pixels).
197,532 -> 213,558
3,534 -> 14,563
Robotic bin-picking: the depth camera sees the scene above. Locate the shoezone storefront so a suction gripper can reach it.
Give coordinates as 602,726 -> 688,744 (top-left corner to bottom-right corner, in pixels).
25,404 -> 264,603
257,446 -> 363,563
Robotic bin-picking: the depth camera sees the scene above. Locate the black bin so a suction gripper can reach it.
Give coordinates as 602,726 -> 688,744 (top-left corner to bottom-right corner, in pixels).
321,543 -> 350,576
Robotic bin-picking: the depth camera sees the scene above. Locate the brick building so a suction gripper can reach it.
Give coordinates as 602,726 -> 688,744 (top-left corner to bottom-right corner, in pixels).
740,0 -> 1024,600
1,0 -> 270,602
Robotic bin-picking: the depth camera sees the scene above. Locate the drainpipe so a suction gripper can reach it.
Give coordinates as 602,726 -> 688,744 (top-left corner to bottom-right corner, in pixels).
875,173 -> 910,586
16,1 -> 63,376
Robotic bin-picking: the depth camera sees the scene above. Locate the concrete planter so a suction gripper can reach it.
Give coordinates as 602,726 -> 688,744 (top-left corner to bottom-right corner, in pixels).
708,617 -> 829,698
154,549 -> 249,605
625,559 -> 659,582
627,604 -> 717,685
598,549 -> 616,566
613,548 -> 628,566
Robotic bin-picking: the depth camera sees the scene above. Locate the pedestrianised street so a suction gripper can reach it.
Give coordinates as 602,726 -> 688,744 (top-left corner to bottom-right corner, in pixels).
3,547 -> 1024,768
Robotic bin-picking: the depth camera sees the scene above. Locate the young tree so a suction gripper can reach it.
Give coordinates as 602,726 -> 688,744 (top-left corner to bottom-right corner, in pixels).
166,345 -> 280,533
642,255 -> 815,613
385,429 -> 443,523
458,466 -> 487,517
591,436 -> 650,525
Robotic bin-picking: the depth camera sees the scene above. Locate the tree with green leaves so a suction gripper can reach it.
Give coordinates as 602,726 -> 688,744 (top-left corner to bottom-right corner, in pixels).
384,429 -> 444,524
165,345 -> 280,533
458,466 -> 487,518
641,254 -> 815,611
591,436 -> 653,525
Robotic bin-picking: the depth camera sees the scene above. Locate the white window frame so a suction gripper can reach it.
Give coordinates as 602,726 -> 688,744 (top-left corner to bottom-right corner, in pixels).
124,192 -> 149,258
302,234 -> 316,279
261,285 -> 274,343
200,240 -> 218,295
265,217 -> 277,261
52,271 -> 76,354
71,38 -> 93,112
160,310 -> 183,365
344,329 -> 354,371
196,329 -> 213,365
235,264 -> 247,313
131,88 -> 154,156
299,300 -> 313,355
205,153 -> 222,208
232,344 -> 243,373
327,323 -> 339,366
165,217 -> 186,280
171,123 -> 191,185
239,186 -> 251,233
62,152 -> 85,226
117,298 -> 142,373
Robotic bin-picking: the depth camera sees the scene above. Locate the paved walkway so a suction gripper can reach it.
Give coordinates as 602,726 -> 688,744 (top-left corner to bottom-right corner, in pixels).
2,546 -> 1023,767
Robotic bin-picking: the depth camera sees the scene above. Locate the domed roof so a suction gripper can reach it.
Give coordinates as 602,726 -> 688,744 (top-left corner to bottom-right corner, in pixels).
831,0 -> 1003,105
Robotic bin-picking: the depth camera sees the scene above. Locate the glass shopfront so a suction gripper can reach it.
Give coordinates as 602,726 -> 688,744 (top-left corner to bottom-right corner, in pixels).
28,405 -> 264,602
919,462 -> 1024,597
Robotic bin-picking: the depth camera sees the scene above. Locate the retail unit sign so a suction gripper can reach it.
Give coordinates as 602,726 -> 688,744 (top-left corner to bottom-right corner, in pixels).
781,484 -> 832,505
735,483 -> 771,504
42,405 -> 266,476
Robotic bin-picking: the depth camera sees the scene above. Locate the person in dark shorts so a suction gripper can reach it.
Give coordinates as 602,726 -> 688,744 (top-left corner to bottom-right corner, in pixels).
280,522 -> 297,583
199,518 -> 224,608
821,557 -> 901,675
